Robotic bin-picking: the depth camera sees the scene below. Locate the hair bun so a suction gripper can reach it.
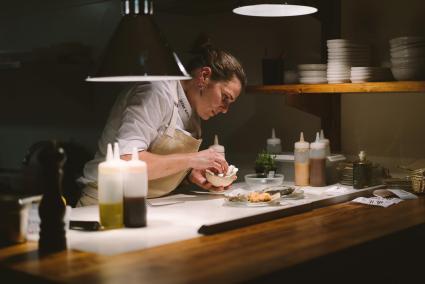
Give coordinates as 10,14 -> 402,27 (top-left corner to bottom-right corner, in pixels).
190,33 -> 213,54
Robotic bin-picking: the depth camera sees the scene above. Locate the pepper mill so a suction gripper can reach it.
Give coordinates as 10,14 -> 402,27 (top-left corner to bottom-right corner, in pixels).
38,141 -> 67,255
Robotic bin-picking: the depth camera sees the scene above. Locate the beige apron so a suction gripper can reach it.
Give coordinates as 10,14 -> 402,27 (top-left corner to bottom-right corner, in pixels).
77,85 -> 201,206
147,92 -> 202,198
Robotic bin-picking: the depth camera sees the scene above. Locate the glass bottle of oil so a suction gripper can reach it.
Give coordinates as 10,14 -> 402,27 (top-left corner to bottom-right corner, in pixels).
98,143 -> 124,229
353,150 -> 372,189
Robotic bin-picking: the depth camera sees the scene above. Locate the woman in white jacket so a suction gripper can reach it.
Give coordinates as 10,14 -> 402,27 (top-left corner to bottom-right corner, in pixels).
79,45 -> 246,206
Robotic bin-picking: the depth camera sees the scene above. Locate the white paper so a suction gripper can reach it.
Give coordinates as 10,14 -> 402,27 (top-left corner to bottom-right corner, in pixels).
352,197 -> 403,207
387,189 -> 418,200
325,185 -> 353,195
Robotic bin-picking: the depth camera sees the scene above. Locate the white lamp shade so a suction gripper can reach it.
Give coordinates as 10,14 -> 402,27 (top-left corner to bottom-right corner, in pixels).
233,4 -> 317,17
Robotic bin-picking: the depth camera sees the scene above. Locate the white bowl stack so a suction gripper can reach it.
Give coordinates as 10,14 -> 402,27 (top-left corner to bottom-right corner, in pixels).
390,36 -> 425,81
327,39 -> 370,84
350,67 -> 393,83
297,64 -> 327,84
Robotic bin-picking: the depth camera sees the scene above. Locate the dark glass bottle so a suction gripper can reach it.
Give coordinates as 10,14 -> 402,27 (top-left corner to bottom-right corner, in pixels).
38,141 -> 67,255
353,150 -> 372,189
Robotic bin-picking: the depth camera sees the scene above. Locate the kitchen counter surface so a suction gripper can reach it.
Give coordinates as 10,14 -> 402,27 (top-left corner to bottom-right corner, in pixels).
1,191 -> 425,283
65,183 -> 379,255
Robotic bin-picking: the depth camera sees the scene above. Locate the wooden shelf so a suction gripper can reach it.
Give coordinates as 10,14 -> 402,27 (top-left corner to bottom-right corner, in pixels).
247,81 -> 425,95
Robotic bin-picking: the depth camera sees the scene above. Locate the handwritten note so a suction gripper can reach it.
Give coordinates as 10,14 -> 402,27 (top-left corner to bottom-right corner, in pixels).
352,197 -> 403,207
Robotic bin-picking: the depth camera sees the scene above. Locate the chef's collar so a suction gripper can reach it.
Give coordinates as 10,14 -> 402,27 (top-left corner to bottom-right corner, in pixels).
176,81 -> 194,121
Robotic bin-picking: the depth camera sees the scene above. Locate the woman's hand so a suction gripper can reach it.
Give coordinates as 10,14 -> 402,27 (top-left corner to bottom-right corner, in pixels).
188,169 -> 235,192
188,148 -> 228,174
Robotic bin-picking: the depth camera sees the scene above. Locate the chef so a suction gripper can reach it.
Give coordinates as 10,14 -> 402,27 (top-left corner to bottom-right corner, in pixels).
78,46 -> 246,206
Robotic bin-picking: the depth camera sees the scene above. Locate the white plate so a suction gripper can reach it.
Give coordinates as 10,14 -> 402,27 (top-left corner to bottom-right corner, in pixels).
390,43 -> 425,53
390,36 -> 425,47
300,80 -> 327,84
297,64 -> 327,71
281,190 -> 304,200
191,190 -> 226,195
224,199 -> 281,207
299,70 -> 327,77
328,80 -> 350,84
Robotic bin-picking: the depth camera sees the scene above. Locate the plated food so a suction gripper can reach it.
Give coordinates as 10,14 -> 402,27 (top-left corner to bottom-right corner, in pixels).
262,185 -> 295,196
224,185 -> 303,207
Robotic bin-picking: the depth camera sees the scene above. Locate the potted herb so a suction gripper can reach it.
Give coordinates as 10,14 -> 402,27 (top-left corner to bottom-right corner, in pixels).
254,150 -> 277,178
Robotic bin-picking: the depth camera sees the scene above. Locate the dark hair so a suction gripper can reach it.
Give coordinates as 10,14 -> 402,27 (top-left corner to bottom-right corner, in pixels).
187,45 -> 247,91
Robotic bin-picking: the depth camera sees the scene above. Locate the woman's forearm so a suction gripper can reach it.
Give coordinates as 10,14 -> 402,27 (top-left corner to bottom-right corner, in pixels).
121,151 -> 192,180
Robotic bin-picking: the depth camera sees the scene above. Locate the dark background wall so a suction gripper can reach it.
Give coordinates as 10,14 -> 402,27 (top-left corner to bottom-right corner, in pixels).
0,0 -> 424,175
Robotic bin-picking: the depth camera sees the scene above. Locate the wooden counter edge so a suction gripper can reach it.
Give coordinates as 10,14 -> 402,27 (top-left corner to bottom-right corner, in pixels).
1,197 -> 424,284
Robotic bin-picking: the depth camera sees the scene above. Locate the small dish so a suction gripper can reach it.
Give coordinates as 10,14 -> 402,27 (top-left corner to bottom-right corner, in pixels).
262,185 -> 295,196
205,172 -> 235,187
224,200 -> 280,207
205,165 -> 238,187
244,173 -> 284,191
281,189 -> 305,200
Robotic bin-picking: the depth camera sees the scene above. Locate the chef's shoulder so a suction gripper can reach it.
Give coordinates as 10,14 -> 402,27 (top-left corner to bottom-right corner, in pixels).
130,81 -> 176,112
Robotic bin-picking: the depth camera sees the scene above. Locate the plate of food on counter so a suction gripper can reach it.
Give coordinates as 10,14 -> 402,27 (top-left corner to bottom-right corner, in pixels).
224,185 -> 303,207
261,185 -> 304,200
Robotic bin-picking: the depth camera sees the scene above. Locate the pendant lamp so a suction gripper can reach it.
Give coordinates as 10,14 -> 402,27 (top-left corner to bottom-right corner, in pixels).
87,0 -> 190,82
233,1 -> 317,17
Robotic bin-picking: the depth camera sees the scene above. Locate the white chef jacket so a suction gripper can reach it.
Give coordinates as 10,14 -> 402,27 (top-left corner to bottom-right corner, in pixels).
82,80 -> 201,183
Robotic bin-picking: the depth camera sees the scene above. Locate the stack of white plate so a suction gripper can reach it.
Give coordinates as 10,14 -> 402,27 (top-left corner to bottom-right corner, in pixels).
350,67 -> 393,83
327,39 -> 370,84
297,64 -> 327,84
390,36 -> 425,80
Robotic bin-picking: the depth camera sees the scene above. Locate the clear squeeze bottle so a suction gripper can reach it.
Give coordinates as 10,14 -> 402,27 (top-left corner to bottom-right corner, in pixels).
98,143 -> 124,229
209,134 -> 225,158
319,129 -> 331,157
267,128 -> 282,154
309,133 -> 327,187
294,132 -> 310,186
123,147 -> 148,227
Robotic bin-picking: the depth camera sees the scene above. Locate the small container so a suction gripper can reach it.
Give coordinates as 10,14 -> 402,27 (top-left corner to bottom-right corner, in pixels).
309,132 -> 326,187
294,132 -> 310,186
244,173 -> 284,191
267,128 -> 282,154
98,143 -> 124,229
123,147 -> 148,228
353,150 -> 372,189
209,135 -> 225,158
0,195 -> 41,245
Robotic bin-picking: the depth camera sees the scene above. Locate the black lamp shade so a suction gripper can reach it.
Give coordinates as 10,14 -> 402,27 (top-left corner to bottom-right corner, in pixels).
87,14 -> 190,82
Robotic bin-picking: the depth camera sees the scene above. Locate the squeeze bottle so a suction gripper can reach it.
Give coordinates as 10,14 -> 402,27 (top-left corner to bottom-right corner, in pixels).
98,143 -> 124,229
267,128 -> 282,154
309,133 -> 327,187
294,132 -> 310,186
209,134 -> 225,158
319,129 -> 331,156
123,147 -> 148,227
